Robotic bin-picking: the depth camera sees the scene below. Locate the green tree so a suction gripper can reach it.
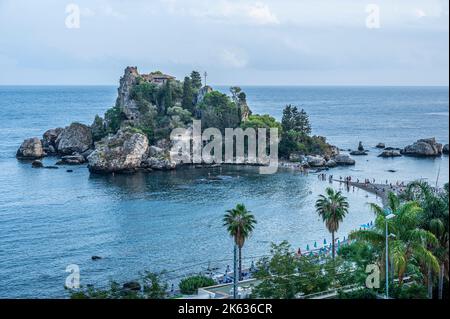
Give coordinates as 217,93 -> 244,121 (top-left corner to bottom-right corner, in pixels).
104,105 -> 124,134
91,115 -> 106,141
253,241 -> 334,298
253,241 -> 300,299
162,80 -> 173,114
199,91 -> 241,131
315,188 -> 349,260
182,76 -> 194,112
281,104 -> 311,136
241,114 -> 282,131
349,192 -> 440,286
223,204 -> 257,281
190,71 -> 202,91
403,181 -> 449,298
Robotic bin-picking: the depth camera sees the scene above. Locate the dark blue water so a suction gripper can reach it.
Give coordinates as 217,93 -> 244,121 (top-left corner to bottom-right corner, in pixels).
0,86 -> 448,298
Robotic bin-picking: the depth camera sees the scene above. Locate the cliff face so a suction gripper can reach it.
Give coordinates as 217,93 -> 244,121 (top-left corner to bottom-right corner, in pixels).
115,66 -> 140,121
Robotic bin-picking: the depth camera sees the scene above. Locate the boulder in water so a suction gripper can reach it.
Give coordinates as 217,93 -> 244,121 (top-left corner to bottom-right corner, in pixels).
60,153 -> 86,165
16,137 -> 44,159
443,144 -> 449,155
333,154 -> 356,166
56,123 -> 93,155
32,160 -> 44,168
401,138 -> 442,157
378,150 -> 402,158
357,141 -> 365,152
87,129 -> 149,173
306,155 -> 326,167
42,128 -> 63,154
350,150 -> 368,156
376,143 -> 385,148
325,159 -> 337,168
141,157 -> 176,170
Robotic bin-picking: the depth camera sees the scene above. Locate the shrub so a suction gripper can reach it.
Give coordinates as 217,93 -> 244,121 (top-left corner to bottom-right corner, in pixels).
104,105 -> 124,134
68,272 -> 168,299
337,288 -> 378,299
179,275 -> 216,295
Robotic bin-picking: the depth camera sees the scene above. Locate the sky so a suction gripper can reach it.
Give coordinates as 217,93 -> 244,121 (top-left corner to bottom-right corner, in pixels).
0,0 -> 448,85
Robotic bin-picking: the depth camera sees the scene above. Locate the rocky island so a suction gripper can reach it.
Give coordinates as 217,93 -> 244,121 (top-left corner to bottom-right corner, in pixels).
16,67 -> 448,174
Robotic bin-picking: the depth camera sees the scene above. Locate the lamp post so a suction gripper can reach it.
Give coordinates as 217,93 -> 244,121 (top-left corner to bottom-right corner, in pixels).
233,244 -> 238,299
384,209 -> 396,299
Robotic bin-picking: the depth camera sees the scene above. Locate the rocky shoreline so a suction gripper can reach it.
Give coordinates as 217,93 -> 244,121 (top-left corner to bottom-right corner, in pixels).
17,123 -> 449,175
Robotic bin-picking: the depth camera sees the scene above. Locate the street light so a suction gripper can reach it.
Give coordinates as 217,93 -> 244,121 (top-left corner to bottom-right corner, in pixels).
384,209 -> 396,299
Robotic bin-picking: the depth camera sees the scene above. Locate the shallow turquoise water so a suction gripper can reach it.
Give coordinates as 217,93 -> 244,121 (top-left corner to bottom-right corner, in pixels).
0,86 -> 448,298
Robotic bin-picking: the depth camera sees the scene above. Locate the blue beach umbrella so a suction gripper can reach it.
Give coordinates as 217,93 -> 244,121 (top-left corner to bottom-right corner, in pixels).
306,244 -> 310,251
314,241 -> 317,248
323,239 -> 327,245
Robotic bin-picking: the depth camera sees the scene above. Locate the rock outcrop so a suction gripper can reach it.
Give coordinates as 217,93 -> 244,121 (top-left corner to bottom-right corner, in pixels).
58,153 -> 86,165
196,85 -> 213,105
56,123 -> 93,155
325,159 -> 337,168
376,143 -> 385,148
306,155 -> 326,167
42,128 -> 63,154
141,145 -> 176,170
350,150 -> 368,156
333,154 -> 356,166
443,144 -> 449,155
357,141 -> 365,152
16,137 -> 44,159
288,152 -> 305,163
349,141 -> 367,155
32,160 -> 44,168
87,129 -> 148,173
401,138 -> 443,157
378,150 -> 401,158
115,67 -> 140,121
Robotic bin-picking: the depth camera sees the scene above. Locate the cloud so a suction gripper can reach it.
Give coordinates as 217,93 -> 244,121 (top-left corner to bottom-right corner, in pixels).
247,2 -> 279,25
161,0 -> 279,26
0,0 -> 447,85
219,49 -> 248,68
414,8 -> 427,18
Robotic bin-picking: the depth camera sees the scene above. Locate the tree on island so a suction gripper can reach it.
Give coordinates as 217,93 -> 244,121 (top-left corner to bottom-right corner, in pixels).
223,204 -> 257,281
190,71 -> 202,91
199,91 -> 241,132
281,104 -> 311,136
315,187 -> 349,260
162,80 -> 173,114
182,76 -> 194,112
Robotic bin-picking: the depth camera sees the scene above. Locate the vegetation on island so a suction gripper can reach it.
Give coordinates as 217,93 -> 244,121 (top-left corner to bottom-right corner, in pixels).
91,69 -> 335,159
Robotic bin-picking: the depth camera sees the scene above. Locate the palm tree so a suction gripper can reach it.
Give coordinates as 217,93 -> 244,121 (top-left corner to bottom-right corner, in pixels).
223,204 -> 257,281
350,192 -> 440,286
315,187 -> 349,260
404,181 -> 449,299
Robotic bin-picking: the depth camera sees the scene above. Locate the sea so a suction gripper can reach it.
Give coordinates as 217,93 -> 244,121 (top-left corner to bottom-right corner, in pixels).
0,85 -> 448,298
